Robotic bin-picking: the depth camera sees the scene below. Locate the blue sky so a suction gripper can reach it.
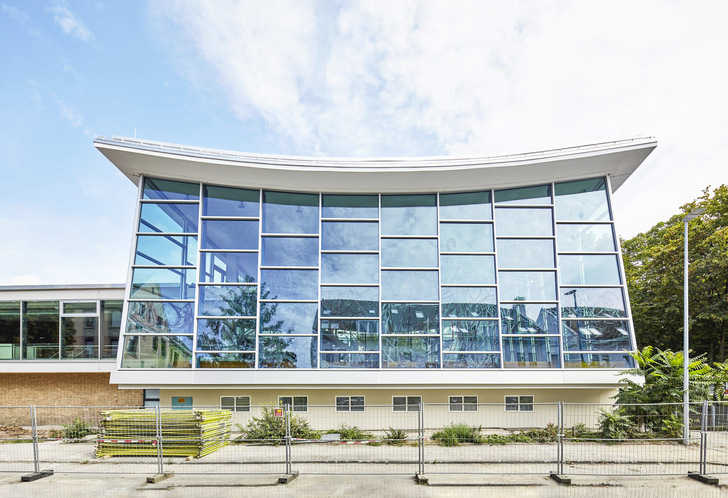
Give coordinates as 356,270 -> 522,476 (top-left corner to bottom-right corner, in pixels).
1,1 -> 727,285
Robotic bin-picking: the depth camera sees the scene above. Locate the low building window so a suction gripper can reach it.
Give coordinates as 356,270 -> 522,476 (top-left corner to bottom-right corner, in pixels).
393,396 -> 421,412
221,396 -> 250,412
336,396 -> 365,412
143,389 -> 160,407
449,395 -> 478,412
505,395 -> 534,412
279,396 -> 308,412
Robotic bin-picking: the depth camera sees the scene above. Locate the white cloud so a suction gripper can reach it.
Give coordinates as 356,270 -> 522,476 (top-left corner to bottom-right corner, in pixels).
56,99 -> 84,127
49,5 -> 94,42
2,3 -> 29,24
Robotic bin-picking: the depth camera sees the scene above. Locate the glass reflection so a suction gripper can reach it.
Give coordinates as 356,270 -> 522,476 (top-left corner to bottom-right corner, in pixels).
496,239 -> 554,268
199,285 -> 257,317
259,302 -> 318,334
443,353 -> 500,368
443,320 -> 499,351
501,303 -> 558,334
322,286 -> 378,317
494,208 -> 553,236
498,271 -> 556,301
495,185 -> 551,205
321,320 -> 379,351
139,203 -> 199,233
382,336 -> 439,368
63,302 -> 97,314
440,223 -> 493,252
143,178 -> 199,201
441,287 -> 497,318
260,269 -> 318,300
557,224 -> 615,252
126,301 -> 194,334
202,220 -> 258,250
101,300 -> 122,358
61,316 -> 98,359
562,320 -> 633,351
262,191 -> 319,234
382,303 -> 439,334
563,353 -> 634,368
554,178 -> 610,221
381,239 -> 437,267
559,255 -> 621,285
441,255 -> 495,284
121,335 -> 193,368
381,271 -> 438,301
439,191 -> 492,220
560,288 -> 626,318
258,336 -> 317,368
200,252 -> 258,283
381,195 -> 437,235
262,237 -> 319,266
322,221 -> 378,250
203,186 -> 259,217
0,302 -> 21,360
130,268 -> 196,300
196,318 -> 255,350
321,353 -> 379,368
197,352 -> 255,368
502,336 -> 560,368
322,254 -> 379,283
22,301 -> 59,359
322,195 -> 378,218
135,235 -> 197,266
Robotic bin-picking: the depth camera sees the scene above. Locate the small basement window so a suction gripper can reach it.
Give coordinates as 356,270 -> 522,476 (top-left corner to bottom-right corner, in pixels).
449,395 -> 478,412
336,396 -> 365,412
279,396 -> 308,412
221,396 -> 251,412
505,395 -> 534,412
393,396 -> 421,412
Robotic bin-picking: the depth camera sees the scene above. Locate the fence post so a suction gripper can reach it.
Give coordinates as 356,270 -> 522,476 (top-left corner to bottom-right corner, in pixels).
700,400 -> 708,475
30,405 -> 39,474
558,402 -> 564,476
284,404 -> 292,475
155,404 -> 163,476
418,402 -> 424,476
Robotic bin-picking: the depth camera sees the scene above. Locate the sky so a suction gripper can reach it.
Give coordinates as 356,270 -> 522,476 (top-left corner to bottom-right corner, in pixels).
0,0 -> 726,286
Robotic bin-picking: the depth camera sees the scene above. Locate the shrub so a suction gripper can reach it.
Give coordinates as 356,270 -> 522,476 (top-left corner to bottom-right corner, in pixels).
62,418 -> 93,441
383,427 -> 408,446
325,424 -> 373,441
598,408 -> 635,440
523,422 -> 558,443
236,406 -> 319,443
432,423 -> 484,447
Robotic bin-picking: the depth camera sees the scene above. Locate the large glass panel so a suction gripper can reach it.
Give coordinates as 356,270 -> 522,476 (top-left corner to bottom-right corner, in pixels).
501,303 -> 559,334
260,270 -> 318,300
554,178 -> 610,222
63,302 -> 97,314
496,239 -> 554,268
382,303 -> 439,334
200,252 -> 258,283
498,271 -> 557,301
381,239 -> 437,268
321,353 -> 379,368
259,302 -> 318,334
381,195 -> 437,235
443,320 -> 499,351
557,224 -> 616,252
322,221 -> 378,250
321,320 -> 379,351
100,300 -> 123,358
560,287 -> 627,318
135,235 -> 197,266
440,223 -> 493,252
321,286 -> 379,317
494,208 -> 553,236
197,352 -> 255,368
495,185 -> 551,205
382,336 -> 439,368
321,254 -> 379,284
130,268 -> 196,300
201,220 -> 258,250
258,336 -> 317,368
126,301 -> 195,334
139,203 -> 199,233
381,271 -> 438,301
443,353 -> 500,368
441,287 -> 497,318
61,316 -> 98,359
121,335 -> 193,368
563,353 -> 634,368
441,255 -> 495,284
143,178 -> 199,201
559,255 -> 621,285
262,191 -> 319,234
262,237 -> 319,267
439,191 -> 492,220
0,302 -> 20,360
199,285 -> 257,317
203,186 -> 259,217
502,336 -> 560,368
22,301 -> 59,359
196,318 -> 256,350
322,194 -> 379,219
562,320 -> 633,352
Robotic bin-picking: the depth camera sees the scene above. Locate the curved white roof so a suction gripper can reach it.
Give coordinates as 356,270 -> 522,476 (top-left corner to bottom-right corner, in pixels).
94,136 -> 656,193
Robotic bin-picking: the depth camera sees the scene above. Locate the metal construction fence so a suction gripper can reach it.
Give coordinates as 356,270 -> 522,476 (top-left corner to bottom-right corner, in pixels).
1,401 -> 727,477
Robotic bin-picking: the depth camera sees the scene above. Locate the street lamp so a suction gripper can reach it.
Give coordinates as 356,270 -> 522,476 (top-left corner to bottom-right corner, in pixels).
683,207 -> 705,445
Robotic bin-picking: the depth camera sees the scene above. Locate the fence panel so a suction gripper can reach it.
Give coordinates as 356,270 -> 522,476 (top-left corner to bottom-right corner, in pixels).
422,402 -> 560,475
0,406 -> 36,474
704,401 -> 728,475
562,402 -> 702,475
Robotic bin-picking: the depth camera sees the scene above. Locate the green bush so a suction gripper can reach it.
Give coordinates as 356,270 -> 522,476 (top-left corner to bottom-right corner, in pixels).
523,422 -> 558,443
432,423 -> 484,447
383,427 -> 408,446
62,418 -> 93,441
235,406 -> 319,443
325,424 -> 373,441
598,408 -> 635,440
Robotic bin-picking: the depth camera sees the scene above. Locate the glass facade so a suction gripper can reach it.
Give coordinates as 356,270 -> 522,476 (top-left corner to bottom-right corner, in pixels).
118,176 -> 635,369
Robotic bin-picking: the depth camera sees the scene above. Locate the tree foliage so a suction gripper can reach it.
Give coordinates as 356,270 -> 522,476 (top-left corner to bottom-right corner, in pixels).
622,185 -> 728,362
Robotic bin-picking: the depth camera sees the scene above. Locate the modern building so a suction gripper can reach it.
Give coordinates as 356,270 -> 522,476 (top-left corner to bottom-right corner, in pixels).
0,136 -> 656,413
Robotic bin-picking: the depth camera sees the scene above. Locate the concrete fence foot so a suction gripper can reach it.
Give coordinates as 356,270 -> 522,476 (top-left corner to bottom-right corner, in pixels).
146,473 -> 174,484
687,472 -> 719,486
416,473 -> 429,485
21,470 -> 53,482
549,472 -> 571,485
278,472 -> 299,484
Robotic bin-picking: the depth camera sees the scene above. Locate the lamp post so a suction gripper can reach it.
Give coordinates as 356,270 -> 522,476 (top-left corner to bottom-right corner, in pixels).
683,207 -> 705,445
